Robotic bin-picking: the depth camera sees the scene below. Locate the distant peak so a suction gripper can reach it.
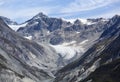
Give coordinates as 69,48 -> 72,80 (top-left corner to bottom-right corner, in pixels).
0,16 -> 18,25
74,19 -> 82,25
0,16 -> 11,22
33,12 -> 48,19
74,18 -> 95,25
112,14 -> 120,19
87,18 -> 107,22
110,14 -> 120,22
115,14 -> 120,16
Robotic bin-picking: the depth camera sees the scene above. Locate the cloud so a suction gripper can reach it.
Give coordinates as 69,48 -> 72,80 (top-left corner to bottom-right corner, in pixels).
88,9 -> 120,18
43,0 -> 54,1
0,2 -> 4,5
0,0 -> 5,5
0,0 -> 120,23
61,0 -> 119,13
53,4 -> 120,19
0,0 -> 58,19
0,5 -> 58,22
0,0 -> 13,3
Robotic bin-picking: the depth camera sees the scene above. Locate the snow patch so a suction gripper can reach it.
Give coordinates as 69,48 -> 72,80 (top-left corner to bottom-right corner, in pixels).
78,19 -> 95,25
28,21 -> 39,27
79,40 -> 88,45
47,31 -> 50,34
76,32 -> 80,34
62,41 -> 76,46
50,45 -> 79,59
8,23 -> 27,31
24,36 -> 32,40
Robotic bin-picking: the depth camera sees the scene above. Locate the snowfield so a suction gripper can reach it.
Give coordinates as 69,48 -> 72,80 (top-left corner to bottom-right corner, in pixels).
8,23 -> 27,31
50,40 -> 88,60
63,18 -> 96,25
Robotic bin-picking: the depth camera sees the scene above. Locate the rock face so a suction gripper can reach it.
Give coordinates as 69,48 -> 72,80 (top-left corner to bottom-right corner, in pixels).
81,59 -> 120,82
17,13 -> 107,45
53,15 -> 120,82
16,12 -> 108,67
0,18 -> 58,82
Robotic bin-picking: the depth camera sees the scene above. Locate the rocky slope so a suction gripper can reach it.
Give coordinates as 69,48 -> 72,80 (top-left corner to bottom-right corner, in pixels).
81,58 -> 120,82
0,17 -> 58,82
15,12 -> 108,67
17,13 -> 107,45
54,15 -> 120,82
1,13 -> 120,82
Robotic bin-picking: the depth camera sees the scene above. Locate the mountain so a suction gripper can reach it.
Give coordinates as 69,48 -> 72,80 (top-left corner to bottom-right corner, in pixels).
15,12 -> 108,67
0,16 -> 24,31
100,15 -> 120,38
0,16 -> 17,25
17,13 -> 108,44
53,15 -> 120,82
0,17 -> 59,82
0,13 -> 120,82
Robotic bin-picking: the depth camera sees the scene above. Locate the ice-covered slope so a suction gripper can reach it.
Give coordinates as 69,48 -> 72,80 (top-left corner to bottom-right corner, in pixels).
50,40 -> 88,60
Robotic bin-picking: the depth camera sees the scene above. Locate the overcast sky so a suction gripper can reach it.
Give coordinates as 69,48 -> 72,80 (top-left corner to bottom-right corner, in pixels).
0,0 -> 120,23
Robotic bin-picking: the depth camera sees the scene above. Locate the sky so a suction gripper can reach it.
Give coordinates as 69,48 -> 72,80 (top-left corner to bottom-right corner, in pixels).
0,0 -> 120,23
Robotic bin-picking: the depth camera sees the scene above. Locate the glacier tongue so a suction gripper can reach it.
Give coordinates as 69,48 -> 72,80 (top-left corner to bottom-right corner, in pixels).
50,40 -> 88,60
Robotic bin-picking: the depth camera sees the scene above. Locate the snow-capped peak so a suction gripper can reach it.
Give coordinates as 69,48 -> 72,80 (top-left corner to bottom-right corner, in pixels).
62,18 -> 75,24
33,12 -> 48,19
63,18 -> 95,25
78,19 -> 93,25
